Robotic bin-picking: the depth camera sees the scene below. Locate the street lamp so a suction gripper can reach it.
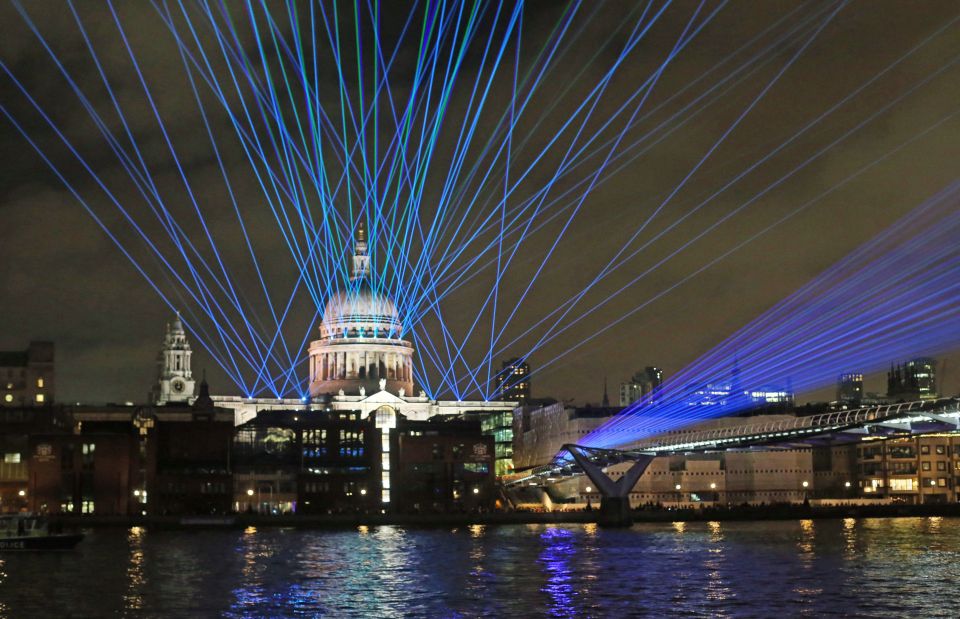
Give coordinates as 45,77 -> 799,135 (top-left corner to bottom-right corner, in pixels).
17,490 -> 25,497
246,488 -> 254,496
360,488 -> 367,496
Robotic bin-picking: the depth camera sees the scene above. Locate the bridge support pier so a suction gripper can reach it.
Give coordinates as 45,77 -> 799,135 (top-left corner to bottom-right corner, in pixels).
564,445 -> 655,527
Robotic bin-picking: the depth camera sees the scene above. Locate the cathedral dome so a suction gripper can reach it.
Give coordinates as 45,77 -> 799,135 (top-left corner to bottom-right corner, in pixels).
308,223 -> 415,398
320,279 -> 403,339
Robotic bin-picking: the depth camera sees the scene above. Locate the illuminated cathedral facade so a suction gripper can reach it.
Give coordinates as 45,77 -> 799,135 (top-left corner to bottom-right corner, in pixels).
157,225 -> 514,427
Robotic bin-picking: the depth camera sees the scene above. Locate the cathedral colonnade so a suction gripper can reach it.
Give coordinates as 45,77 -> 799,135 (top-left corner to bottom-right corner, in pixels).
311,348 -> 413,383
307,339 -> 416,397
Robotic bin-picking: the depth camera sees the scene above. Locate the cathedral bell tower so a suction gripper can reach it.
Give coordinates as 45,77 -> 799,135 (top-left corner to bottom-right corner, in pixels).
153,313 -> 196,404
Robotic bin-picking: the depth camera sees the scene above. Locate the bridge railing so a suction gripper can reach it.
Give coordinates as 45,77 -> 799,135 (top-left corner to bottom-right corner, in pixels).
626,398 -> 957,452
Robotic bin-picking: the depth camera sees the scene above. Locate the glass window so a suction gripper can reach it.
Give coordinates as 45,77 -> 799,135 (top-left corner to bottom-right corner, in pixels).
37,378 -> 44,388
935,445 -> 946,455
889,446 -> 915,458
3,453 -> 20,464
35,393 -> 44,403
889,478 -> 914,491
937,461 -> 946,471
922,462 -> 931,471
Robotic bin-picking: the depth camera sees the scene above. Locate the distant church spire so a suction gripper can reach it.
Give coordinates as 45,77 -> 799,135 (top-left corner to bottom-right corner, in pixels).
192,369 -> 214,410
352,220 -> 370,280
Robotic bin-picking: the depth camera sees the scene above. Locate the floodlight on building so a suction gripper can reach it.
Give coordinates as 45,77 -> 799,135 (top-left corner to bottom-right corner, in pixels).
133,489 -> 141,497
675,484 -> 682,490
585,486 -> 592,493
246,488 -> 255,496
709,483 -> 717,489
472,487 -> 479,495
802,481 -> 809,488
360,488 -> 367,496
844,481 -> 851,488
18,490 -> 25,497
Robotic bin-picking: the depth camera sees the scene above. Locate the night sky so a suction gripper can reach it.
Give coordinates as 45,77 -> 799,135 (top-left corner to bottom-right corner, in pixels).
1,1 -> 958,405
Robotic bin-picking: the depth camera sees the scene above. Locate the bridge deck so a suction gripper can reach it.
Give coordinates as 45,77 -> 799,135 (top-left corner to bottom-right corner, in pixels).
505,397 -> 960,488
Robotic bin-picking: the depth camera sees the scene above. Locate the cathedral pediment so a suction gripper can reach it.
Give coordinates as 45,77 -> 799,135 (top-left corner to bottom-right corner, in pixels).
359,389 -> 407,404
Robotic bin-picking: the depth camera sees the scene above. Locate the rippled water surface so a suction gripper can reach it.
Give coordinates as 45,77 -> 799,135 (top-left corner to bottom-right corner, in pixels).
0,518 -> 958,617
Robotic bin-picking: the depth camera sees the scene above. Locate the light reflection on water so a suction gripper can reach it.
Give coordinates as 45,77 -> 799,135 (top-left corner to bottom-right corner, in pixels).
123,526 -> 146,611
0,518 -> 958,618
539,526 -> 578,618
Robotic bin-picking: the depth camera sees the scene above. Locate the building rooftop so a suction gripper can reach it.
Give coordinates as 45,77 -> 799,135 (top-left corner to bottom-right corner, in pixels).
0,351 -> 29,366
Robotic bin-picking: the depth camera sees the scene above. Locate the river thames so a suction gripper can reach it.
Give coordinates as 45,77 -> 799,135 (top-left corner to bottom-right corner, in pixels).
0,517 -> 956,617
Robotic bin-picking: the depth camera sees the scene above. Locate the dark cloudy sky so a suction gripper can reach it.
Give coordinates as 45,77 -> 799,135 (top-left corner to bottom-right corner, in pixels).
2,1 -> 959,405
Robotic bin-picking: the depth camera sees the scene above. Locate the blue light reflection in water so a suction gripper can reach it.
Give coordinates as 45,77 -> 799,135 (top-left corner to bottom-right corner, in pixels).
538,526 -> 579,618
0,519 -> 958,617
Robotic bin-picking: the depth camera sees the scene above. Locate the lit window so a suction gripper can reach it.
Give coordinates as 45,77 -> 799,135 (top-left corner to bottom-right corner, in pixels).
889,479 -> 914,491
37,378 -> 44,388
4,453 -> 20,464
35,393 -> 44,403
4,383 -> 11,390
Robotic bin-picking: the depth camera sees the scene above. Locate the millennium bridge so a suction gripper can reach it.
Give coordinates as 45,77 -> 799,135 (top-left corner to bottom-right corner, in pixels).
504,397 -> 960,525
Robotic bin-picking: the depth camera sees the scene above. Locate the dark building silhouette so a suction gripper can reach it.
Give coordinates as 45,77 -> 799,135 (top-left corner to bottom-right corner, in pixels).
18,403 -> 234,516
887,357 -> 938,401
619,366 -> 663,406
0,341 -> 54,407
496,357 -> 530,405
837,373 -> 864,406
392,416 -> 496,513
232,408 -> 495,515
232,409 -> 378,515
